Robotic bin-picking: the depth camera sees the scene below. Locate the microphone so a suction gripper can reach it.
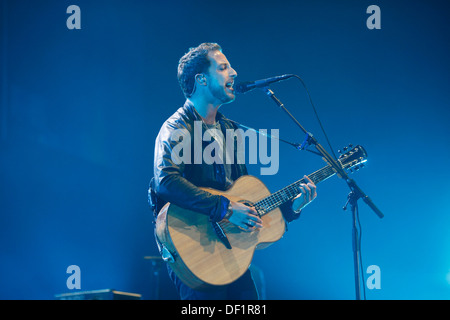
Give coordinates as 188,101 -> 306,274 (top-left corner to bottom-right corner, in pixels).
234,74 -> 294,94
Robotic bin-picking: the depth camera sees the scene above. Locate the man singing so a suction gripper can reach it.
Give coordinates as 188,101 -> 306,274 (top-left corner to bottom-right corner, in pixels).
151,43 -> 317,300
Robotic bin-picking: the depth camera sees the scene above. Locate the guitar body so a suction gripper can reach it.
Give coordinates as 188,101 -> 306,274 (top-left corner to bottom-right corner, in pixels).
155,175 -> 286,290
155,145 -> 368,290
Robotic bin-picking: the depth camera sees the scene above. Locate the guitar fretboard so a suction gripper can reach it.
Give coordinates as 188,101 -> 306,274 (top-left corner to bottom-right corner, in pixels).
254,164 -> 336,215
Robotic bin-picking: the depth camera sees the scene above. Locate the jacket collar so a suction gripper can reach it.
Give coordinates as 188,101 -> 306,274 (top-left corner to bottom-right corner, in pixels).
183,100 -> 227,124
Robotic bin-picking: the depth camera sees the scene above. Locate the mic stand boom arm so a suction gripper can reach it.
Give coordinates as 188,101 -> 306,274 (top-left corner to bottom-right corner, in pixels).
263,88 -> 383,219
263,87 -> 384,300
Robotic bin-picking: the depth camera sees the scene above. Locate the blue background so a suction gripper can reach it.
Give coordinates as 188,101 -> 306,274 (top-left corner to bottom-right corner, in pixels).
1,0 -> 449,299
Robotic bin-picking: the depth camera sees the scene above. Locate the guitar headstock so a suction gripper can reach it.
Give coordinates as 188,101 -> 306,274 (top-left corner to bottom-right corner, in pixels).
338,144 -> 368,172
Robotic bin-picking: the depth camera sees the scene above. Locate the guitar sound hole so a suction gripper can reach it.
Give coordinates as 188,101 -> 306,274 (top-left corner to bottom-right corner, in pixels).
238,200 -> 263,217
239,200 -> 254,207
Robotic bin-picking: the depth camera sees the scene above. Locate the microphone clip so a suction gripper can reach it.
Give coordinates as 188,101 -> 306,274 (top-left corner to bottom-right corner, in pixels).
299,132 -> 315,151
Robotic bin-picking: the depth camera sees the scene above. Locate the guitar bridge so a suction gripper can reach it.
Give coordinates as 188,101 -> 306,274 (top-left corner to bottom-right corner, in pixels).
211,222 -> 232,250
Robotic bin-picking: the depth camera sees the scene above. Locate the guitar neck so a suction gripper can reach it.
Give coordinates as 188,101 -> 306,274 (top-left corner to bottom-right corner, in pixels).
255,164 -> 336,215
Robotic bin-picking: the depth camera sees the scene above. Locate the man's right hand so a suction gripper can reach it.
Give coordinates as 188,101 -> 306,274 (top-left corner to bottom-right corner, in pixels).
226,201 -> 263,232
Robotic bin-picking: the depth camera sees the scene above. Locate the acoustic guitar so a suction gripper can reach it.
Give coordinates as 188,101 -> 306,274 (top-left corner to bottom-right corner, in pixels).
155,145 -> 367,290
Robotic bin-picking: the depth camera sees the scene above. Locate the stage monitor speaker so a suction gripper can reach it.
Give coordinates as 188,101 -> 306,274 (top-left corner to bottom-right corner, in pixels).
55,289 -> 141,300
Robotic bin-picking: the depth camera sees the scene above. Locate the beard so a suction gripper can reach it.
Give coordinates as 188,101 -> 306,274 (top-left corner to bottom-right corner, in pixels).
209,82 -> 235,105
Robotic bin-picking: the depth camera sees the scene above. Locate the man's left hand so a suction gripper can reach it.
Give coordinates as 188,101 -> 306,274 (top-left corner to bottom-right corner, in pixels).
292,175 -> 317,213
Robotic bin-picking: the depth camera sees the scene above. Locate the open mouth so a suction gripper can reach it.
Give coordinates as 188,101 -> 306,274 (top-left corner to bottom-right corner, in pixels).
225,81 -> 234,91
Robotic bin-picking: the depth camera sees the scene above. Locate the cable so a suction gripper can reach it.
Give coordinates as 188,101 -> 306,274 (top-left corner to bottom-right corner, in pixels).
289,74 -> 369,299
293,74 -> 369,299
292,74 -> 338,160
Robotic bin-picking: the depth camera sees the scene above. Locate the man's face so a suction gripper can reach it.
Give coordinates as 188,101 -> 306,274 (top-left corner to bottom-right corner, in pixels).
204,50 -> 237,105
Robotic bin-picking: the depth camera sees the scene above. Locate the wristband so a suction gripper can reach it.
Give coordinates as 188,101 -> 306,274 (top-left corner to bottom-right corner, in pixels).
223,202 -> 233,220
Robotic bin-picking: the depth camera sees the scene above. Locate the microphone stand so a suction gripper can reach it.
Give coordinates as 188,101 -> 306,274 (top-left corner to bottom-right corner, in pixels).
262,87 -> 384,300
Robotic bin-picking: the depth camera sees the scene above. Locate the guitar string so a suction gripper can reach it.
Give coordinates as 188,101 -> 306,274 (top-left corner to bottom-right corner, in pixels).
255,155 -> 356,214
219,154 -> 360,231
219,159 -> 355,232
255,166 -> 335,215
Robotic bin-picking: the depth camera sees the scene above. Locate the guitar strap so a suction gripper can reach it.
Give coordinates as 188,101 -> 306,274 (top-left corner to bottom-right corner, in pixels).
229,119 -> 322,156
228,119 -> 301,149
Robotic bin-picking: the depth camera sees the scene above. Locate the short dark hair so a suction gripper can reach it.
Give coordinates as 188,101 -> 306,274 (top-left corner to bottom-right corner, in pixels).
177,43 -> 222,98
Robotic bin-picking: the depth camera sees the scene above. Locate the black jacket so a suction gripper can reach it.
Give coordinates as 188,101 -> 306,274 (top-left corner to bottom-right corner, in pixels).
152,101 -> 299,223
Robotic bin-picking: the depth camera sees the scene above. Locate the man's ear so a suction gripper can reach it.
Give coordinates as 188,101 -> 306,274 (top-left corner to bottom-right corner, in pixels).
195,73 -> 207,86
